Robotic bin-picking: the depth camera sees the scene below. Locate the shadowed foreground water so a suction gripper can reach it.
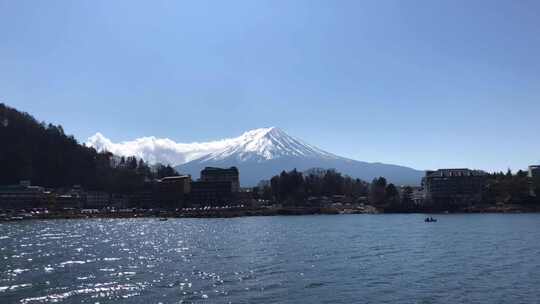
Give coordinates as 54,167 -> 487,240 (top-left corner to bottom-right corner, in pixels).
1,214 -> 540,303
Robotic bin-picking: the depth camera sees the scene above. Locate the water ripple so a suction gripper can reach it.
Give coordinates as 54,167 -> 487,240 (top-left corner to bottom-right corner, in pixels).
1,215 -> 540,303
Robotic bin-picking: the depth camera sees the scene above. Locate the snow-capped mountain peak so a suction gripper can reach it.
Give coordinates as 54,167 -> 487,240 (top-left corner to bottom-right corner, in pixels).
198,127 -> 339,162
85,127 -> 338,165
86,127 -> 424,186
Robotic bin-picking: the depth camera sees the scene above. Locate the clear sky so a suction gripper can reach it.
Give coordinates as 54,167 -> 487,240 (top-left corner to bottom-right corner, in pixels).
1,0 -> 539,172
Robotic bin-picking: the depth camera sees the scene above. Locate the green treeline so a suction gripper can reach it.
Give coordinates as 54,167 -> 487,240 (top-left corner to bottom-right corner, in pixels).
258,170 -> 417,210
0,103 -> 178,192
483,170 -> 536,204
254,168 -> 370,206
259,168 -> 539,209
368,177 -> 416,211
1,103 -> 539,207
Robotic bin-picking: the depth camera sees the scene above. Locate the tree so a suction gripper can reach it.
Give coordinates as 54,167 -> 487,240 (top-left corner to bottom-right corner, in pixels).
127,156 -> 138,170
385,183 -> 400,206
267,168 -> 368,206
483,170 -> 533,204
369,177 -> 387,205
0,103 -> 159,193
516,170 -> 528,178
156,164 -> 179,178
137,159 -> 152,178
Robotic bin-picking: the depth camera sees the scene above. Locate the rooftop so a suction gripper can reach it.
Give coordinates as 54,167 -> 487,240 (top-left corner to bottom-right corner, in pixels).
202,167 -> 239,173
426,168 -> 486,177
160,175 -> 190,181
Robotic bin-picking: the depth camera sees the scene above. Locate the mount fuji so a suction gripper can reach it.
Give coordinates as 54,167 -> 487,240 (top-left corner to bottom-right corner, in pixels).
86,127 -> 424,186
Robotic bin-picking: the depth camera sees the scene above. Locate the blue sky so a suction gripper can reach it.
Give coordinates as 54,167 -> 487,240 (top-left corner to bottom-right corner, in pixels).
1,0 -> 539,172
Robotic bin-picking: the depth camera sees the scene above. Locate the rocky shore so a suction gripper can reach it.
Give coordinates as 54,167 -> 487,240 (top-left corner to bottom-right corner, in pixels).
2,204 -> 540,221
459,204 -> 540,213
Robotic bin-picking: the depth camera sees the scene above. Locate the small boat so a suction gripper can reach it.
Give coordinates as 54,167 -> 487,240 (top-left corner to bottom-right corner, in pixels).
424,217 -> 437,223
158,218 -> 168,221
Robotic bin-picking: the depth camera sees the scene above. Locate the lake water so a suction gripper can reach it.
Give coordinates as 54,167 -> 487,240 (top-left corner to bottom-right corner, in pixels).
1,214 -> 540,303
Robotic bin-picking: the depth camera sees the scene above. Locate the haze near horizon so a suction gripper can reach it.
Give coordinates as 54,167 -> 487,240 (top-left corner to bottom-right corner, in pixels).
1,0 -> 539,172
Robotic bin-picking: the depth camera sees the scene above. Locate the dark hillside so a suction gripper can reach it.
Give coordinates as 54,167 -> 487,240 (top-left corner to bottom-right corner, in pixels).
0,103 -> 176,191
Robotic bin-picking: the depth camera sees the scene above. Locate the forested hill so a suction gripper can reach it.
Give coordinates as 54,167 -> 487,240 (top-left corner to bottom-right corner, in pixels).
0,103 -> 177,191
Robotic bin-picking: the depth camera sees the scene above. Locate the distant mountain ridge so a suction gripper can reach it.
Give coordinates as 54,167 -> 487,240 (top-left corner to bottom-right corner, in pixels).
88,127 -> 424,186
194,127 -> 339,162
189,127 -> 423,186
177,128 -> 423,186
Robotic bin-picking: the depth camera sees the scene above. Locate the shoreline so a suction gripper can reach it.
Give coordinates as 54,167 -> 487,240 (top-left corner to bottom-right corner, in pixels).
3,204 -> 540,221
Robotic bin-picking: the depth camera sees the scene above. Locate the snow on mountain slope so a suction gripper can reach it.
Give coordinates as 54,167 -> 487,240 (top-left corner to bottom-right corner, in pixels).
86,127 -> 336,164
196,127 -> 339,162
86,127 -> 424,186
175,127 -> 424,186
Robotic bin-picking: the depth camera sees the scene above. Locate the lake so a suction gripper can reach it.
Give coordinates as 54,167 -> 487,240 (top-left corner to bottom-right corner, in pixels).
1,214 -> 540,303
